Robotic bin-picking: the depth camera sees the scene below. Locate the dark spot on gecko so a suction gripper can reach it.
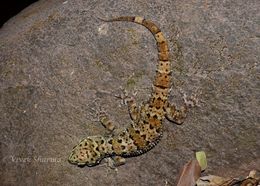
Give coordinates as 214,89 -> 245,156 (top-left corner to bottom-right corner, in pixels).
135,130 -> 140,134
121,145 -> 126,150
101,140 -> 104,144
129,135 -> 134,140
108,139 -> 113,144
156,84 -> 168,89
130,17 -> 135,21
117,139 -> 122,143
160,58 -> 169,62
141,134 -> 146,140
153,115 -> 158,119
119,133 -> 124,137
149,125 -> 154,130
133,141 -> 138,146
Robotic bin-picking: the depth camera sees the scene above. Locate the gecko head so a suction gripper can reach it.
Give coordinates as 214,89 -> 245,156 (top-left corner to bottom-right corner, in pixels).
68,137 -> 105,167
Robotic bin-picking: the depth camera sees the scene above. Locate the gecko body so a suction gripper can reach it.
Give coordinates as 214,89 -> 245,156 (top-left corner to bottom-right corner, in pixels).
68,16 -> 194,167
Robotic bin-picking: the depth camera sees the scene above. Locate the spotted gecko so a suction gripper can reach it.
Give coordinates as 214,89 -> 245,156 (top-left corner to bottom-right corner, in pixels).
68,16 -> 196,167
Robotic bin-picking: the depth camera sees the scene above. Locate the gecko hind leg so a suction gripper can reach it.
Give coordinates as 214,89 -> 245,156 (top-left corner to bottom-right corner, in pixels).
166,93 -> 198,124
165,104 -> 187,125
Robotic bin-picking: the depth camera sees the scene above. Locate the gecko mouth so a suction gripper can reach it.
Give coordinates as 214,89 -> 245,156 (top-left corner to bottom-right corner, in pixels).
68,155 -> 87,166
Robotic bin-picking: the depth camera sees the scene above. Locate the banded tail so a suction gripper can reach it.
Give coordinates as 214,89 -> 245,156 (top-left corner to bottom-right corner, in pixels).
99,16 -> 171,107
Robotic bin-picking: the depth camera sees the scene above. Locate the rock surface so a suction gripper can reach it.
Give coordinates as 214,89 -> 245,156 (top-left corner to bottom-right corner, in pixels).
0,0 -> 259,185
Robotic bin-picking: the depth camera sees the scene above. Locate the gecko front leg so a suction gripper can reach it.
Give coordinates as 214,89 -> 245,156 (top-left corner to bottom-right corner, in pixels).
125,96 -> 141,122
99,111 -> 116,132
106,156 -> 126,169
115,89 -> 141,122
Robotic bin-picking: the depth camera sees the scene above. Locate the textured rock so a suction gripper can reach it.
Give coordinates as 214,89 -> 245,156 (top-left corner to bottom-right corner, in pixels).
0,0 -> 259,185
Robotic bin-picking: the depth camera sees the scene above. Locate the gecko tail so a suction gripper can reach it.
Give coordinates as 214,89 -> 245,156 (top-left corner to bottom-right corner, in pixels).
98,16 -> 161,35
99,16 -> 171,90
97,16 -> 135,23
98,16 -> 170,60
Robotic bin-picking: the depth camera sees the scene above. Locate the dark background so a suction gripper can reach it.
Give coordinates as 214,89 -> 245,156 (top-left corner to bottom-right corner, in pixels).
0,0 -> 38,27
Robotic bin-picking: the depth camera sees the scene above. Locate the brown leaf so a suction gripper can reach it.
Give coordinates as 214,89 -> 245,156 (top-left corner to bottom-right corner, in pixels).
196,175 -> 234,186
176,159 -> 201,186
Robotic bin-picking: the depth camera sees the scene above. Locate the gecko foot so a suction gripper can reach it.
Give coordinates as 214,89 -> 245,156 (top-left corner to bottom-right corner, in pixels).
181,89 -> 200,108
106,156 -> 126,169
89,101 -> 117,132
166,90 -> 199,124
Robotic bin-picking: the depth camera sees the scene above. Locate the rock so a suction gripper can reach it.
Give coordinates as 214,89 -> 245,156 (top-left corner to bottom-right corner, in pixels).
0,0 -> 259,185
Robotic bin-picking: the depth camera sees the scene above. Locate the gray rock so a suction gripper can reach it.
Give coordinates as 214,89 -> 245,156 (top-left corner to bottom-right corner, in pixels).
1,0 -> 259,185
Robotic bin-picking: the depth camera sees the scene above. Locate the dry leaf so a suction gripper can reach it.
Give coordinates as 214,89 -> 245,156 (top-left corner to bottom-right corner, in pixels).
196,175 -> 234,186
176,159 -> 201,186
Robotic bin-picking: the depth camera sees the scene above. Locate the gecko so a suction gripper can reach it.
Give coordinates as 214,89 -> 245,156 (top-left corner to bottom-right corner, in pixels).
68,16 -> 196,167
